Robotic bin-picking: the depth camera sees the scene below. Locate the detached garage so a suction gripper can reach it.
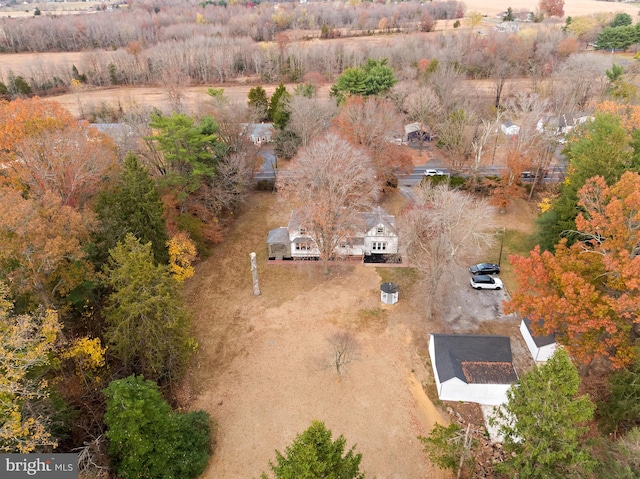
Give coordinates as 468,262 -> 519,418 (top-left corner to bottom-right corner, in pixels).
429,334 -> 518,406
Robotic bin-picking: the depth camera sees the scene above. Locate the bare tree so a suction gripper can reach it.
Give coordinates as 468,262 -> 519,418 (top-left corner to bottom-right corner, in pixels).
287,96 -> 337,147
277,133 -> 379,273
326,331 -> 359,376
333,96 -> 412,187
399,183 -> 497,318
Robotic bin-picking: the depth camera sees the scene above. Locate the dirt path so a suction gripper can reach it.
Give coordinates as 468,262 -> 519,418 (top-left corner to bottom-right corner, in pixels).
182,191 -> 450,479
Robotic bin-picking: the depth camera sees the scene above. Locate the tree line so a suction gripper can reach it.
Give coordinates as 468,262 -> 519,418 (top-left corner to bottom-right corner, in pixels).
0,95 -> 260,476
0,0 -> 464,53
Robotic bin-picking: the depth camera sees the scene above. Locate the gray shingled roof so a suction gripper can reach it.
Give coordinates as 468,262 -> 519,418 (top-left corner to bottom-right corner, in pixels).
432,334 -> 518,385
361,206 -> 397,234
523,318 -> 556,348
267,227 -> 290,245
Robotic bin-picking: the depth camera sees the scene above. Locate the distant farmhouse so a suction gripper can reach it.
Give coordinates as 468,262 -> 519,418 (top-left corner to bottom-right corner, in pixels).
429,334 -> 518,406
267,207 -> 398,262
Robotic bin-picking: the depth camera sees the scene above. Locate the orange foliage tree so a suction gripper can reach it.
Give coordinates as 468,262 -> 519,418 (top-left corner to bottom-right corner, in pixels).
0,188 -> 95,307
597,100 -> 640,131
0,98 -> 76,157
332,96 -> 412,188
0,97 -> 118,208
505,172 -> 640,368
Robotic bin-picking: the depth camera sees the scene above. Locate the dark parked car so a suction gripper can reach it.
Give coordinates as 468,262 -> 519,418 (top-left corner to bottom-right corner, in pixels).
470,275 -> 504,290
469,263 -> 501,275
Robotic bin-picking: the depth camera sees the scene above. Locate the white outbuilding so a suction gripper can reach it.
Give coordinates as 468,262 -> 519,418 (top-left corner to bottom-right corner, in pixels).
520,318 -> 557,362
429,334 -> 518,406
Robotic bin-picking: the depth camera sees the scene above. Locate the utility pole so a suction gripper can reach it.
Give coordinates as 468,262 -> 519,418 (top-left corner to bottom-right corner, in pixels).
250,252 -> 260,296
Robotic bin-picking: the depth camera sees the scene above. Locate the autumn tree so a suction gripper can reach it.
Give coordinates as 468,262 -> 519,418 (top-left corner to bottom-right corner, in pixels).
538,0 -> 564,18
506,172 -> 640,368
333,96 -> 412,187
276,133 -> 379,273
0,283 -> 61,453
491,349 -> 595,478
261,421 -> 365,479
0,188 -> 94,308
93,153 -> 169,266
0,98 -> 76,160
399,183 -> 496,318
537,113 -> 635,251
102,234 -> 194,383
8,124 -> 118,208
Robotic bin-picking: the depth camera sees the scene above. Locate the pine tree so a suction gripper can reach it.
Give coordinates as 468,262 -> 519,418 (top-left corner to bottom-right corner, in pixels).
102,234 -> 193,382
491,349 -> 595,479
261,421 -> 366,479
94,153 -> 169,265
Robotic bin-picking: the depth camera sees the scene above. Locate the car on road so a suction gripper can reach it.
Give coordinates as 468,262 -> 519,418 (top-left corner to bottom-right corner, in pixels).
470,275 -> 503,290
424,169 -> 445,176
469,263 -> 501,275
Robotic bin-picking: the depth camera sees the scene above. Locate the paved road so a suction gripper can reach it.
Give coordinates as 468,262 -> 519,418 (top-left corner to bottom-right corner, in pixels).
398,164 -> 566,187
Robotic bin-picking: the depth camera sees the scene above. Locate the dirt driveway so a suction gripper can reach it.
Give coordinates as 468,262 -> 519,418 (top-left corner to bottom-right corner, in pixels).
183,191 -> 451,479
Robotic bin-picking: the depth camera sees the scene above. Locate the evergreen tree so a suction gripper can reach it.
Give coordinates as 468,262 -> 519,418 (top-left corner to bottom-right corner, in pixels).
269,83 -> 291,129
491,349 -> 596,479
261,421 -> 366,479
330,58 -> 397,104
102,234 -> 193,382
104,375 -> 211,479
598,353 -> 640,434
248,85 -> 269,121
146,112 -> 224,203
93,154 -> 169,265
536,114 -> 634,250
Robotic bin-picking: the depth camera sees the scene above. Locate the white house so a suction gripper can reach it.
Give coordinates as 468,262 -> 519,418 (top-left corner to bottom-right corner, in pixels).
429,334 -> 518,406
242,123 -> 274,145
267,207 -> 399,261
500,120 -> 520,136
520,318 -> 557,362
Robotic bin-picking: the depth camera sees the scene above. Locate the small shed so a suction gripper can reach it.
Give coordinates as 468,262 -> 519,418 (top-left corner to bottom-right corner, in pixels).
429,334 -> 518,406
267,227 -> 291,260
380,282 -> 398,305
520,318 -> 557,362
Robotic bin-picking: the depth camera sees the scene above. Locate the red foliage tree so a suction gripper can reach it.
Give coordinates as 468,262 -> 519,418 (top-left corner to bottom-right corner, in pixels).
505,172 -> 640,368
539,0 -> 564,18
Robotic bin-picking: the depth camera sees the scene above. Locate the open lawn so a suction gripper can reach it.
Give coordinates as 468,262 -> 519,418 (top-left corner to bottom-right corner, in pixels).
181,189 -> 451,478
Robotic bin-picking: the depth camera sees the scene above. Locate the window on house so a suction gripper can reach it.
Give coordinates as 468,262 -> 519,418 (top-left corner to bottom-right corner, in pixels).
299,227 -> 307,234
296,242 -> 310,251
340,242 -> 347,249
376,226 -> 384,235
372,242 -> 387,251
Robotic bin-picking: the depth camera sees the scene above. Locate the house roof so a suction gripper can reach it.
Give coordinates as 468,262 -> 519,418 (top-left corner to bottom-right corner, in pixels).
432,334 -> 518,385
267,227 -> 290,245
241,123 -> 274,137
289,207 -> 396,236
523,318 -> 556,347
361,206 -> 397,234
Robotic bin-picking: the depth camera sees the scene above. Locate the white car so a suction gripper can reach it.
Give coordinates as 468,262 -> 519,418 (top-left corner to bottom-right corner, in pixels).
424,169 -> 445,176
470,275 -> 503,290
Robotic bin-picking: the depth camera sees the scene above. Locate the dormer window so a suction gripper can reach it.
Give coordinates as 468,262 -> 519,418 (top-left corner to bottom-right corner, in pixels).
376,226 -> 384,235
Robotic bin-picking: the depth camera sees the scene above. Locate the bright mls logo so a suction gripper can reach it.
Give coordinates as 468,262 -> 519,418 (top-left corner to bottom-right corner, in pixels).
1,454 -> 77,478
